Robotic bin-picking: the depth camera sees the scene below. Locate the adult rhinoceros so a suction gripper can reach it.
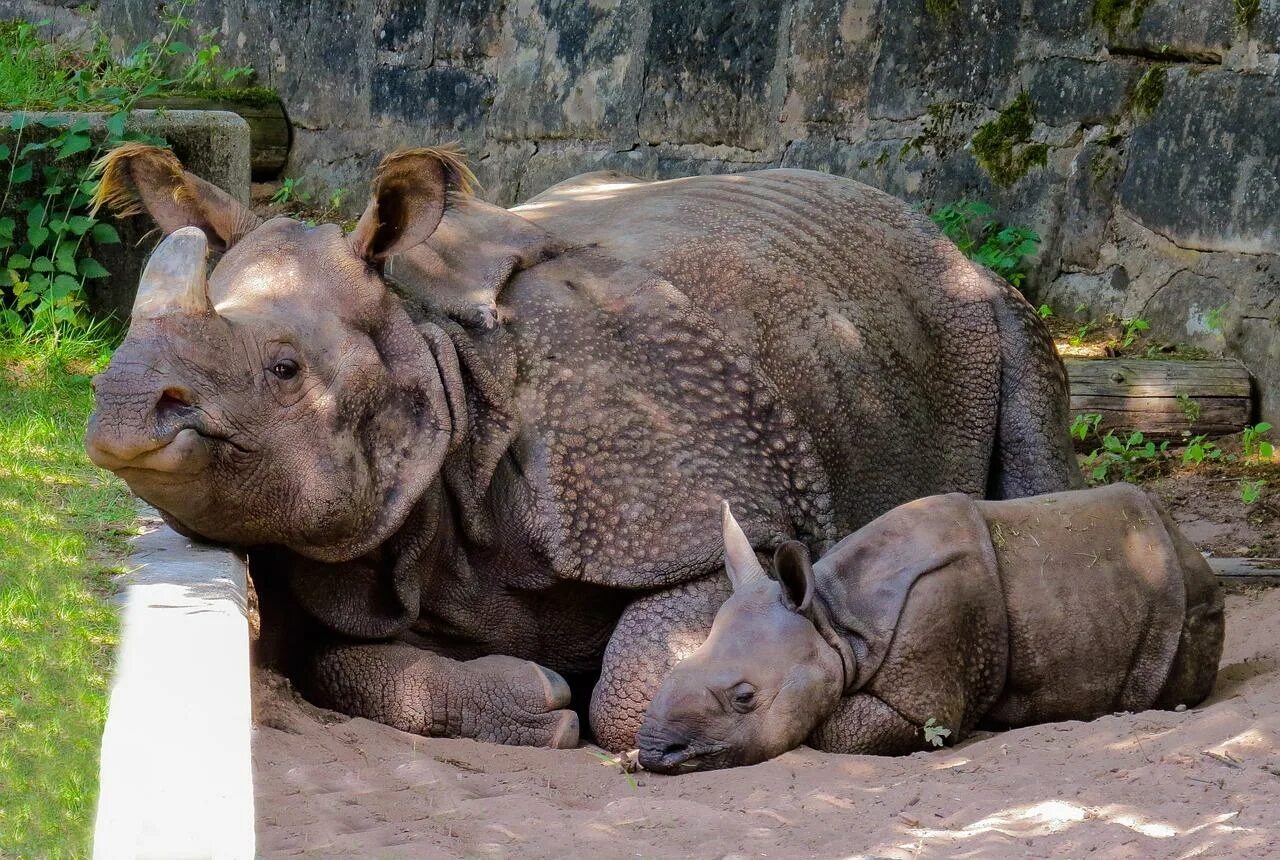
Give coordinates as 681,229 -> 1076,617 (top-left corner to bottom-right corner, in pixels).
85,144 -> 1078,751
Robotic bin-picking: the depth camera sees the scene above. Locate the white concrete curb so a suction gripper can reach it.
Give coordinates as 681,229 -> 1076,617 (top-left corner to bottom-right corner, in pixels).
93,515 -> 254,860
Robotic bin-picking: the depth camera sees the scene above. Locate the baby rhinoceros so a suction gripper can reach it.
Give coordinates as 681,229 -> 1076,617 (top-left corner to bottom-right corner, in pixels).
639,483 -> 1224,773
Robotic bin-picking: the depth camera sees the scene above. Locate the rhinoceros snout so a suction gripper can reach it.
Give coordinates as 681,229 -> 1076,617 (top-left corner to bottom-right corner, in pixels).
85,374 -> 210,475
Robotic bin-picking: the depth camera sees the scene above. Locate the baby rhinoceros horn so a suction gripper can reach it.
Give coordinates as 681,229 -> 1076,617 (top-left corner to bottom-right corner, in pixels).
722,501 -> 767,590
131,226 -> 214,319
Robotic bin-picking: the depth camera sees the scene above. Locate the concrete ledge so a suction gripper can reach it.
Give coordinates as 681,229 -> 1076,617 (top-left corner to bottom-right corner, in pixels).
94,514 -> 254,860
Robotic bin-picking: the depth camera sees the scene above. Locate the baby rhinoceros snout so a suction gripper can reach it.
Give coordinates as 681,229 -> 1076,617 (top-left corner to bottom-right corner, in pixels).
635,719 -> 731,775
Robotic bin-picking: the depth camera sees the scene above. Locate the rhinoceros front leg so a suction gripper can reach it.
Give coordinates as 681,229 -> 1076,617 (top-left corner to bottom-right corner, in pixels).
808,693 -> 931,756
306,642 -> 580,748
590,575 -> 731,752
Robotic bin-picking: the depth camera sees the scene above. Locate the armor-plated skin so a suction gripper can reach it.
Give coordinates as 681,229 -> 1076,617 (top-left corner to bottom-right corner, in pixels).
85,145 -> 1079,750
639,485 -> 1225,772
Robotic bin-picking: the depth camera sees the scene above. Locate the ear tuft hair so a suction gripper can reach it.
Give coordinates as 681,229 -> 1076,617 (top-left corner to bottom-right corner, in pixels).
375,143 -> 477,203
91,143 -> 185,218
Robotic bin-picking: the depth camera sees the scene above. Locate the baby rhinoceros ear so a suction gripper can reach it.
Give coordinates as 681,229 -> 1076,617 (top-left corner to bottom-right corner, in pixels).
773,541 -> 815,613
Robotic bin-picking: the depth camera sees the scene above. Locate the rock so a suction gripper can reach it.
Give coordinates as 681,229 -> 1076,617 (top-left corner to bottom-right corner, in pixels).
1119,69 -> 1280,254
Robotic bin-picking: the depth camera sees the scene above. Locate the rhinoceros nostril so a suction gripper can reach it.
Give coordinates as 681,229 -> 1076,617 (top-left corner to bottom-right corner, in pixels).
158,386 -> 192,410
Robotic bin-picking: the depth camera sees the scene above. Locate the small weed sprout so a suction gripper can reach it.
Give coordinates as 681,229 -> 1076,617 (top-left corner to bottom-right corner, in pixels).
923,717 -> 951,748
588,749 -> 639,788
1038,304 -> 1053,319
1176,393 -> 1201,424
1121,317 -> 1150,348
1071,412 -> 1103,442
270,176 -> 310,205
1182,435 -> 1224,466
1240,480 -> 1265,506
1068,320 -> 1098,348
1242,423 -> 1274,461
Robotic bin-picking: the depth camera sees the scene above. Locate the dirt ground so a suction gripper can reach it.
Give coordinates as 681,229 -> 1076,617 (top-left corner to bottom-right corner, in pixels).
252,577 -> 1280,859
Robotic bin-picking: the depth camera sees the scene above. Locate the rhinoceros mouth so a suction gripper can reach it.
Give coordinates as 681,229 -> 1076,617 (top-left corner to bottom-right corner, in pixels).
637,739 -> 731,774
86,425 -> 213,476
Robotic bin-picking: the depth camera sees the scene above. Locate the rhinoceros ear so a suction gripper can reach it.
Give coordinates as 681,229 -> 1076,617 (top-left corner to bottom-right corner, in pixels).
773,541 -> 815,614
722,501 -> 767,590
92,143 -> 261,252
351,145 -> 476,264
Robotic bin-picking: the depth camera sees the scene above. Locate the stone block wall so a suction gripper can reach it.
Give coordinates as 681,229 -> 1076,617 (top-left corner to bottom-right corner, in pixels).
12,0 -> 1279,421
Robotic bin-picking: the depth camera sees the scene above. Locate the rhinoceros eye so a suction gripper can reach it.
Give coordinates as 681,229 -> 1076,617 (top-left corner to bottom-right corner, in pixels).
730,682 -> 757,714
269,359 -> 299,380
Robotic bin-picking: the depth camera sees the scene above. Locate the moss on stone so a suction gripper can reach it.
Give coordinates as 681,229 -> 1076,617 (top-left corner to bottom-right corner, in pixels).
1091,0 -> 1154,36
169,86 -> 281,108
971,91 -> 1049,188
925,0 -> 960,21
1234,0 -> 1260,29
1130,66 -> 1167,118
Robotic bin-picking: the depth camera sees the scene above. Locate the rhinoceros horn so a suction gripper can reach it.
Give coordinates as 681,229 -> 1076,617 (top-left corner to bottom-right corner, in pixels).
721,501 -> 767,590
131,226 -> 213,319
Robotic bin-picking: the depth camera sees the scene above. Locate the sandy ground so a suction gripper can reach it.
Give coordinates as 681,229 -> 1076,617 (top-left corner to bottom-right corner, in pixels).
253,583 -> 1280,859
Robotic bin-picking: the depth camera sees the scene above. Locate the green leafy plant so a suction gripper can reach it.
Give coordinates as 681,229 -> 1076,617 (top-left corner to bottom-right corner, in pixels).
1068,320 -> 1099,347
1241,479 -> 1265,505
270,176 -> 311,205
1038,303 -> 1053,319
1242,423 -> 1274,461
923,717 -> 951,748
1182,434 -> 1224,466
1121,317 -> 1150,348
0,4 -> 256,334
1071,412 -> 1102,442
1176,393 -> 1201,424
1082,429 -> 1169,483
929,200 -> 1041,288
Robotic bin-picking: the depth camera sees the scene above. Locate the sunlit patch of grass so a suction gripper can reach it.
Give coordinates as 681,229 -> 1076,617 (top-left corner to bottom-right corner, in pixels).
0,323 -> 136,858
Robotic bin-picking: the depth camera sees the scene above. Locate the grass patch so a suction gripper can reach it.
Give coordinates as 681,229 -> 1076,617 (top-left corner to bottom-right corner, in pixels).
0,323 -> 135,858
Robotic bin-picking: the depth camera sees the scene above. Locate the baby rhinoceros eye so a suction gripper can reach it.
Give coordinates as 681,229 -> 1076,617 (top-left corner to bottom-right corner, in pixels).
269,359 -> 299,381
729,682 -> 757,714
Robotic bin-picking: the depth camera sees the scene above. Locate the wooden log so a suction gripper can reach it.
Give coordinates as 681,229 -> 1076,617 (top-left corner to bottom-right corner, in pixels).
1065,358 -> 1252,438
138,95 -> 290,180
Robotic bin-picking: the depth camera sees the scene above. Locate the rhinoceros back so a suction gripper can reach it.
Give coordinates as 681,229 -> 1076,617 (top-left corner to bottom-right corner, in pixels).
976,483 -> 1207,725
517,169 -> 1006,534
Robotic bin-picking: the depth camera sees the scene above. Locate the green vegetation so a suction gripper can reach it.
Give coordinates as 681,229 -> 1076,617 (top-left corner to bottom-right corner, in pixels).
1091,0 -> 1154,36
1072,413 -> 1170,483
1182,434 -> 1223,466
1240,479 -> 1265,505
1235,0 -> 1261,29
1121,317 -> 1150,348
929,200 -> 1042,288
923,717 -> 951,747
1242,422 -> 1274,461
971,92 -> 1049,188
925,0 -> 960,21
1,4 -> 261,332
1130,66 -> 1167,119
0,324 -> 134,858
1176,393 -> 1201,424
